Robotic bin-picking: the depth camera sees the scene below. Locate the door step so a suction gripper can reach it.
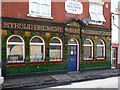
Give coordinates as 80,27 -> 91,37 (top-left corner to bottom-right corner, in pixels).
68,71 -> 80,74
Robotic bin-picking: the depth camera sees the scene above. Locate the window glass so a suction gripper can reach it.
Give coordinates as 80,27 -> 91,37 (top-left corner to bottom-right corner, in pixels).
68,39 -> 77,44
31,2 -> 40,14
29,0 -> 51,16
112,48 -> 116,58
97,40 -> 103,45
84,39 -> 93,60
31,37 -> 43,43
84,46 -> 92,59
8,36 -> 22,42
30,45 -> 43,61
97,40 -> 105,59
50,38 -> 61,43
30,37 -> 45,62
7,36 -> 24,63
89,3 -> 105,23
50,37 -> 62,61
84,40 -> 91,44
8,45 -> 23,62
42,4 -> 50,15
97,47 -> 104,58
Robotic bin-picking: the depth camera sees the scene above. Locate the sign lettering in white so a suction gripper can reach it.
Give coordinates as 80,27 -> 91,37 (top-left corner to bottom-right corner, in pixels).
65,1 -> 83,14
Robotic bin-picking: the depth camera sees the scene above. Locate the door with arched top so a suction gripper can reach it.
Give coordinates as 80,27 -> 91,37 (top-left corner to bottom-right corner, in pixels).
68,38 -> 79,72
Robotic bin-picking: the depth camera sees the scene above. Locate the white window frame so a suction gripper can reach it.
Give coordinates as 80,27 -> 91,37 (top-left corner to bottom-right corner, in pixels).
97,40 -> 105,59
7,35 -> 25,63
84,39 -> 93,60
50,37 -> 63,61
27,0 -> 53,19
111,48 -> 117,68
89,2 -> 106,25
30,36 -> 45,62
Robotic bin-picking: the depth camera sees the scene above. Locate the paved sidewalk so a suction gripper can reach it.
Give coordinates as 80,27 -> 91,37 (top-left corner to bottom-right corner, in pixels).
2,69 -> 120,89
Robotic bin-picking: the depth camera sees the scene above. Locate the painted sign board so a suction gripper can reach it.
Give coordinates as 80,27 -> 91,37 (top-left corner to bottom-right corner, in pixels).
65,1 -> 83,14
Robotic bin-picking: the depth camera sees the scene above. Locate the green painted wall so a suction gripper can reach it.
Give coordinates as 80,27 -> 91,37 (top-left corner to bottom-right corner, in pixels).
1,17 -> 111,75
2,30 -> 67,74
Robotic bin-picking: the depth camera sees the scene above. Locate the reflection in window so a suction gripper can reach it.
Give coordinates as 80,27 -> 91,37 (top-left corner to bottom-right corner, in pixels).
50,37 -> 62,61
97,40 -> 105,59
30,36 -> 45,62
7,35 -> 25,63
84,39 -> 93,60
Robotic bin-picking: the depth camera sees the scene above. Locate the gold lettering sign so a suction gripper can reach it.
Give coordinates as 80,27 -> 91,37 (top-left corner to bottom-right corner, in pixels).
84,30 -> 111,36
65,28 -> 80,33
2,22 -> 63,32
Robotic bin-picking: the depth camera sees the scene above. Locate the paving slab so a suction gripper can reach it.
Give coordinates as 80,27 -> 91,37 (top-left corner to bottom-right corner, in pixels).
51,74 -> 73,81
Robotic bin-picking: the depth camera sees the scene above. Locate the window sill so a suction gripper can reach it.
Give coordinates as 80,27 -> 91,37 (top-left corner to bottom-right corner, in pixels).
89,22 -> 103,26
97,59 -> 107,62
49,60 -> 65,64
83,59 -> 95,63
29,61 -> 47,65
27,14 -> 54,20
7,62 -> 26,67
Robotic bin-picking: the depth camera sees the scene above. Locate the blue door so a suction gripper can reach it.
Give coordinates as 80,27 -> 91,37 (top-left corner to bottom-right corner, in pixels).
68,45 -> 77,72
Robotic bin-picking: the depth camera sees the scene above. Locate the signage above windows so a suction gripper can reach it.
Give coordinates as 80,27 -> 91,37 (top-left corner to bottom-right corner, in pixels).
2,22 -> 63,32
65,0 -> 83,14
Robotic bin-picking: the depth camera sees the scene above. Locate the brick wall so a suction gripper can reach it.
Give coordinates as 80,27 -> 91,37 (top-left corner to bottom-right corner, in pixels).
1,1 -> 111,28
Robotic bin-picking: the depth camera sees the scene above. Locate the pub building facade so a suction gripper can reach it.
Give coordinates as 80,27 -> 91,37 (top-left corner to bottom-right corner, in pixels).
1,0 -> 111,75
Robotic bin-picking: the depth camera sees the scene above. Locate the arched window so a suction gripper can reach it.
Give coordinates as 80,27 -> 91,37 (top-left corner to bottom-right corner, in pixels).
97,39 -> 105,59
50,37 -> 62,61
7,35 -> 25,63
30,36 -> 45,62
84,39 -> 93,60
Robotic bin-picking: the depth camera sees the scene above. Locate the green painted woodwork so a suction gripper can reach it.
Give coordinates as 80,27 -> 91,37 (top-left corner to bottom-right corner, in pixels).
1,17 -> 111,75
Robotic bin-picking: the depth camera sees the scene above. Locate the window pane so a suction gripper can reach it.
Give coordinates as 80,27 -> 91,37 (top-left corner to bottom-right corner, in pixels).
50,51 -> 61,59
50,38 -> 61,43
30,45 -> 43,61
97,40 -> 103,45
90,12 -> 99,21
31,37 -> 43,43
50,45 -> 61,50
8,36 -> 22,42
112,48 -> 116,58
84,40 -> 91,44
84,46 -> 92,59
71,46 -> 74,50
96,5 -> 103,15
97,46 -> 104,58
31,2 -> 40,14
68,39 -> 77,44
8,45 -> 23,62
89,3 -> 96,12
41,4 -> 50,15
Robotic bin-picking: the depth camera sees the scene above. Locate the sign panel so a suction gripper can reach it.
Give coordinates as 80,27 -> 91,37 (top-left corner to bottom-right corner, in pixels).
84,29 -> 111,36
65,28 -> 80,33
2,22 -> 64,32
65,1 -> 83,14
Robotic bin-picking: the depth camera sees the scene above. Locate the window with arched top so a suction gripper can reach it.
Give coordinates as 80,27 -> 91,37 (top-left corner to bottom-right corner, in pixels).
7,35 -> 25,63
84,39 -> 93,60
30,36 -> 45,62
50,37 -> 63,61
97,39 -> 105,59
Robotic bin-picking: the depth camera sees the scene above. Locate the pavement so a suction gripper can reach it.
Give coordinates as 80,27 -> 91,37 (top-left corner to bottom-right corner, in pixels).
2,69 -> 120,89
